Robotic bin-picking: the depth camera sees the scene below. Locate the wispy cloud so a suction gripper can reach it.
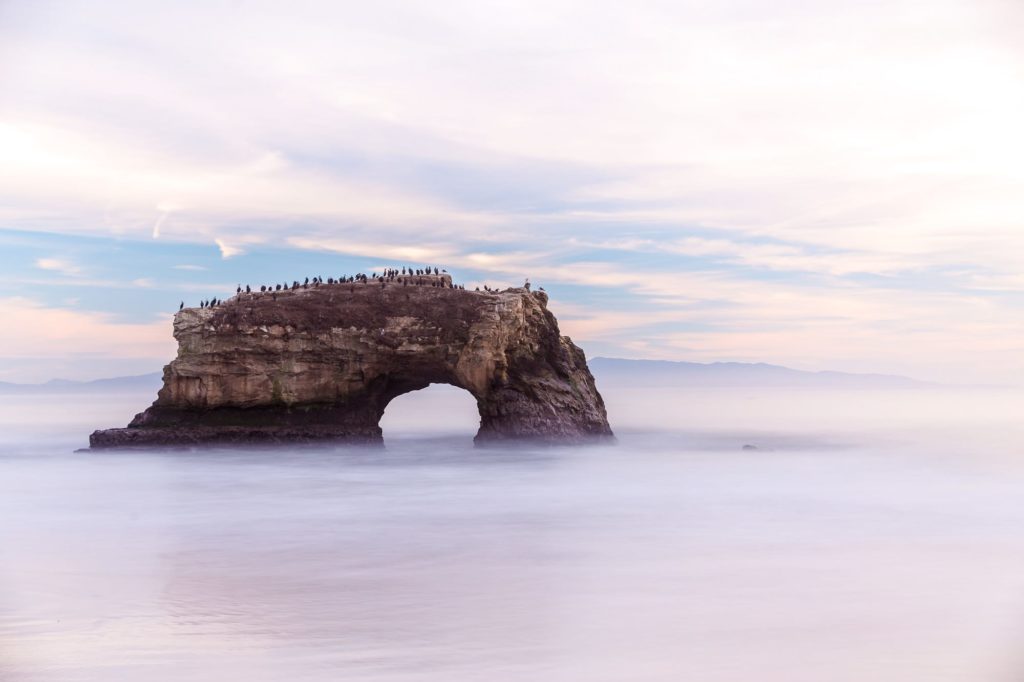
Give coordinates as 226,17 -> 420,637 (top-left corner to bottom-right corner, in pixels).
0,297 -> 175,374
214,239 -> 243,259
151,204 -> 176,239
35,257 -> 83,276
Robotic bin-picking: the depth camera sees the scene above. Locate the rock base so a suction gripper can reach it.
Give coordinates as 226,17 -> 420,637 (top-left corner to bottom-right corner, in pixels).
89,426 -> 383,448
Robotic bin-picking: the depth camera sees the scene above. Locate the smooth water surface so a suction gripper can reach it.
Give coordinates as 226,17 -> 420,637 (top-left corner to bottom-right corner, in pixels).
3,387 -> 1024,681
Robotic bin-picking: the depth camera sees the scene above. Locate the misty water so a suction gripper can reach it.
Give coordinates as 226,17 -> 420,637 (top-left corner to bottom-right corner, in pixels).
3,385 -> 1024,681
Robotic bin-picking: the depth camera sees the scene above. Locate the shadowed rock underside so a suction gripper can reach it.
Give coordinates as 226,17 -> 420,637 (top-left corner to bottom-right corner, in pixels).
90,275 -> 613,448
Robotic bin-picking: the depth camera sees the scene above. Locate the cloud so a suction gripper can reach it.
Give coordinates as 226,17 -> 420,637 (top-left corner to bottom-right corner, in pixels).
35,257 -> 83,276
1,0 -> 1023,383
965,274 -> 1024,292
287,237 -> 459,265
0,297 -> 175,380
214,239 -> 243,259
1,1 -> 1015,284
152,201 -> 183,239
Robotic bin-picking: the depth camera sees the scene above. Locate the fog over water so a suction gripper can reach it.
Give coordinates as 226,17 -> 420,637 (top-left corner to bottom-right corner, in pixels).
3,385 -> 1024,681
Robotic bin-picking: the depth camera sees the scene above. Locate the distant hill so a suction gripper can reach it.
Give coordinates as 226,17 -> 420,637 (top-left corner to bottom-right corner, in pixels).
0,373 -> 163,394
589,357 -> 930,388
0,359 -> 930,393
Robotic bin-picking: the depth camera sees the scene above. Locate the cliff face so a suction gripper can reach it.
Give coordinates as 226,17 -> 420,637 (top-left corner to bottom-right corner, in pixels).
90,275 -> 613,447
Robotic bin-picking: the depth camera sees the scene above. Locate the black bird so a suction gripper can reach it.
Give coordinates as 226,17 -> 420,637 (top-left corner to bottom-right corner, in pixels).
179,301 -> 184,311
246,285 -> 251,293
236,286 -> 241,294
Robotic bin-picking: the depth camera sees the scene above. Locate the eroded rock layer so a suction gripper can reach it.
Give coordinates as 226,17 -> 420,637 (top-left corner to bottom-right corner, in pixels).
90,275 -> 613,447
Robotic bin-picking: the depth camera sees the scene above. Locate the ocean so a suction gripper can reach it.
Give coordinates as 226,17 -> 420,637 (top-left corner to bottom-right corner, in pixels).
2,385 -> 1024,681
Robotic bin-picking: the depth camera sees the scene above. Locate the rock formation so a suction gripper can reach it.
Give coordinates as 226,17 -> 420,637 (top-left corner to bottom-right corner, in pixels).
90,274 -> 613,448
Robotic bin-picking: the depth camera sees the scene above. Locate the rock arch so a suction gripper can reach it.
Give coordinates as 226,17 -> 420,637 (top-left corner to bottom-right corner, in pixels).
90,275 -> 613,447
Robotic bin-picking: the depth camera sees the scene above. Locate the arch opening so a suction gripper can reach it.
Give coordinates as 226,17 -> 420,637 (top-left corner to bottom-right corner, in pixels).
378,383 -> 481,442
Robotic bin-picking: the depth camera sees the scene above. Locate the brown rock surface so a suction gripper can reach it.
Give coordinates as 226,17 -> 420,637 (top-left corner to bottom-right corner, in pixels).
90,275 -> 613,447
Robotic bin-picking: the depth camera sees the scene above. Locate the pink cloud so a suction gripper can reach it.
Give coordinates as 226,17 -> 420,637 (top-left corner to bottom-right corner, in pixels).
0,297 -> 175,366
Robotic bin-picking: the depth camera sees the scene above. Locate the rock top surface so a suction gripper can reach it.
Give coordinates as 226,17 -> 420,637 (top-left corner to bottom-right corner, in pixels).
90,274 -> 613,447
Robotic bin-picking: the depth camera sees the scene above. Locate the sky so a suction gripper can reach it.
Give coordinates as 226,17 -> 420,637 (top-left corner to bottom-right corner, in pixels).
1,0 -> 1022,384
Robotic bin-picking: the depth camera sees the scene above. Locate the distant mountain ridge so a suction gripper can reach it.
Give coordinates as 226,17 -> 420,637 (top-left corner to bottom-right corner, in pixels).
0,373 -> 163,393
0,359 -> 931,393
588,357 -> 931,388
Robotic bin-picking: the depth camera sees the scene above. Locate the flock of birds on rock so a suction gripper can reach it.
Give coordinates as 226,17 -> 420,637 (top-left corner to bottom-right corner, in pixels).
182,267 -> 534,311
